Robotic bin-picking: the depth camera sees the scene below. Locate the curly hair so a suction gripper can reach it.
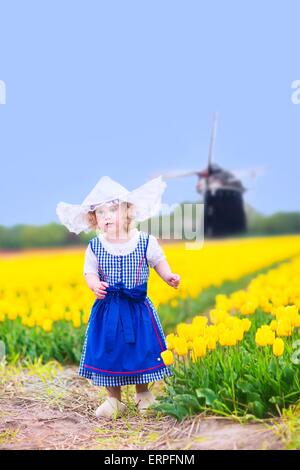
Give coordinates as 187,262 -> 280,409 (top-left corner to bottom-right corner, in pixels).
85,201 -> 136,234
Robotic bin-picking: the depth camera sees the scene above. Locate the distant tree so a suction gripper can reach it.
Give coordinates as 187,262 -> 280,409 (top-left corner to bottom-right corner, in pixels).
0,205 -> 299,250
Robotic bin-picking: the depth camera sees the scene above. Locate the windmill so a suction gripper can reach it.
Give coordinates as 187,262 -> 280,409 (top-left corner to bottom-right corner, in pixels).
156,113 -> 265,238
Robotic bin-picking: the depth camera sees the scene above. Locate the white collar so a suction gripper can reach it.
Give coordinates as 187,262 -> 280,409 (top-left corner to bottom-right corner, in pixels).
97,228 -> 140,255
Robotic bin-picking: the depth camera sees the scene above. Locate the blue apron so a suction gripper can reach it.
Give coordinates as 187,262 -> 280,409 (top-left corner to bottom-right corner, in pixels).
83,281 -> 166,376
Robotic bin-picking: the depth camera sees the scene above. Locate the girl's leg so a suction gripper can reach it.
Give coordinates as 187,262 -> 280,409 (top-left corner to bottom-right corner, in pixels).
95,386 -> 126,417
135,383 -> 156,412
106,386 -> 122,401
136,383 -> 148,393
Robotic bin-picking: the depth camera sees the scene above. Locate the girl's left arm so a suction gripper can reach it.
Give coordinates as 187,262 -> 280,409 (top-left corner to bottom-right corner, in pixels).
153,259 -> 181,289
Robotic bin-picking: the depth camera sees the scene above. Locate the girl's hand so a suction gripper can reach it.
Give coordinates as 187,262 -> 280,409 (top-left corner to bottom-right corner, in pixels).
166,273 -> 181,289
91,281 -> 109,299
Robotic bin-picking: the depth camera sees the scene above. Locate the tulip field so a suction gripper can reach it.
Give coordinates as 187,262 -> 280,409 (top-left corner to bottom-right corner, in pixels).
157,254 -> 300,419
1,234 -> 300,425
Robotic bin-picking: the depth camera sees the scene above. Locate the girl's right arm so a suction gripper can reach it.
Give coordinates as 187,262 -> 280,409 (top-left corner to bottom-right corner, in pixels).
84,273 -> 109,299
83,245 -> 109,299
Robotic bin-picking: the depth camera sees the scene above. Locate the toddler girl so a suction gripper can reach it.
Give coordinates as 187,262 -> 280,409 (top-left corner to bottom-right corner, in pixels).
56,176 -> 180,419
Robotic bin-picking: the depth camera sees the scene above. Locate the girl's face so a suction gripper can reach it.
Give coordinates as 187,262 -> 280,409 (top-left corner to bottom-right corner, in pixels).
95,202 -> 128,238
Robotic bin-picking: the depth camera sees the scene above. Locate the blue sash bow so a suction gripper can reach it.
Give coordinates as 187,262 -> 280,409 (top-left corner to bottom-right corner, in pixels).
99,281 -> 147,353
83,280 -> 169,375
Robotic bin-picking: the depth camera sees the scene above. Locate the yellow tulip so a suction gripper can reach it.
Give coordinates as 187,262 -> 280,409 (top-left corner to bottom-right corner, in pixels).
272,338 -> 284,357
65,311 -> 72,321
42,318 -> 53,332
219,329 -> 237,347
191,316 -> 208,336
161,350 -> 174,366
192,315 -> 208,327
192,337 -> 207,358
170,298 -> 178,308
72,317 -> 81,328
215,294 -> 232,310
27,316 -> 36,328
205,325 -> 218,338
293,314 -> 300,327
165,333 -> 176,350
7,311 -> 18,321
255,329 -> 267,347
240,300 -> 258,315
176,323 -> 191,340
234,327 -> 244,342
226,331 -> 237,346
174,337 -> 188,356
276,319 -> 293,337
206,336 -> 217,350
241,318 -> 251,332
264,329 -> 275,345
82,312 -> 90,324
274,306 -> 287,321
209,309 -> 228,325
285,305 -> 300,326
255,326 -> 275,346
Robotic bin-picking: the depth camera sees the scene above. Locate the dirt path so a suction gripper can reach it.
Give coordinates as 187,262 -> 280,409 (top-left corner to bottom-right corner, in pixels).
0,362 -> 284,450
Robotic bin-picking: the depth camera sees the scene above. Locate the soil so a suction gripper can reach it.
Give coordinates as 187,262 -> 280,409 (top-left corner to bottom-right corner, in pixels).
0,364 -> 284,450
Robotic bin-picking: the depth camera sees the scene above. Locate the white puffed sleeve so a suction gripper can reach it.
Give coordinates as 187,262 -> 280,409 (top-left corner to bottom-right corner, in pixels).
83,244 -> 98,275
146,235 -> 166,268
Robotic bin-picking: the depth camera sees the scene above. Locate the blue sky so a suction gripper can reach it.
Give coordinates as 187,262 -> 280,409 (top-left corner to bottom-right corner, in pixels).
0,0 -> 299,227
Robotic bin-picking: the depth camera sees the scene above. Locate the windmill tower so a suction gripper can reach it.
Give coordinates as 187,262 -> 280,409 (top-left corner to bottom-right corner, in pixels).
158,113 -> 264,238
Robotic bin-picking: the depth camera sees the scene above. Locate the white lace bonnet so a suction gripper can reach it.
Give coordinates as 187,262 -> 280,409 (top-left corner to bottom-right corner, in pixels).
56,175 -> 167,234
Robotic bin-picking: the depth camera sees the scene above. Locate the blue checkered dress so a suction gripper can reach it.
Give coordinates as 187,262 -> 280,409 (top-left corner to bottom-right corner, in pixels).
78,231 -> 174,386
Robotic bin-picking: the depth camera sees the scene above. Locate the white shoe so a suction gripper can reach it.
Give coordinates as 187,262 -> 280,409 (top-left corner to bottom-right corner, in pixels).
135,391 -> 157,414
95,397 -> 127,419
